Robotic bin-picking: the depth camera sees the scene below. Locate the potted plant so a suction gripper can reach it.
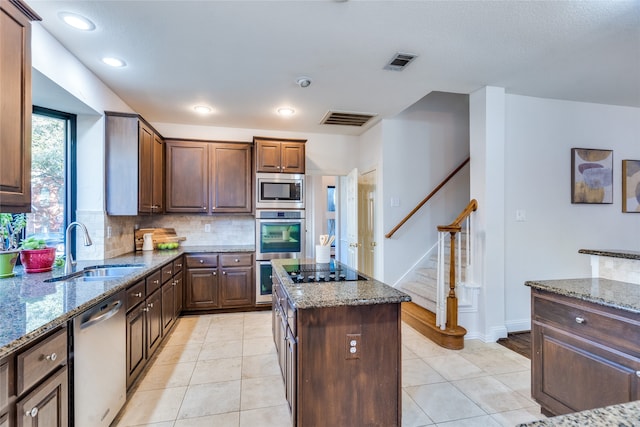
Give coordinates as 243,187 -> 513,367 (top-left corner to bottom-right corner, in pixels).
0,213 -> 26,277
19,236 -> 56,273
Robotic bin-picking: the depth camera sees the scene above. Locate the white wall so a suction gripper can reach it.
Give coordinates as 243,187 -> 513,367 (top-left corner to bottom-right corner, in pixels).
380,92 -> 471,284
503,94 -> 640,331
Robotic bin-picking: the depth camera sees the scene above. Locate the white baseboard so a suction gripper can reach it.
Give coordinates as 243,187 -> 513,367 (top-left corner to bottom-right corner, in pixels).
505,318 -> 531,333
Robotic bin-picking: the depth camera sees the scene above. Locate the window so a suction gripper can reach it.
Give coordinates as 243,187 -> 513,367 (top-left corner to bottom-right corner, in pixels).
27,107 -> 76,255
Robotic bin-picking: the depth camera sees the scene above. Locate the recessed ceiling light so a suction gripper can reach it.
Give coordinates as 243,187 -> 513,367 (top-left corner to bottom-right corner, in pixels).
296,77 -> 312,88
102,57 -> 126,68
59,12 -> 96,31
277,107 -> 295,117
194,105 -> 212,114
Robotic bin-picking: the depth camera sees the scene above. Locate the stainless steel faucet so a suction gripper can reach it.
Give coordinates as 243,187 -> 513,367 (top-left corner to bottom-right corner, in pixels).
64,222 -> 93,274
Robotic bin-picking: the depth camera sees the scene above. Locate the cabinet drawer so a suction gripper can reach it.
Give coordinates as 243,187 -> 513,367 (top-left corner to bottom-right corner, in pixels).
186,254 -> 218,268
146,270 -> 162,295
220,253 -> 252,267
126,280 -> 146,311
533,293 -> 640,356
162,263 -> 174,284
17,328 -> 67,395
173,257 -> 184,274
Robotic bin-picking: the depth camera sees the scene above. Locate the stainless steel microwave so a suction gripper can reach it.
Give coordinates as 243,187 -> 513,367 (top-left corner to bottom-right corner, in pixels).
255,172 -> 304,209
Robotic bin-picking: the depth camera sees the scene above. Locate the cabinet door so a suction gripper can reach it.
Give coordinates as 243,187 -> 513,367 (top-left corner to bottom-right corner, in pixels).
0,0 -> 34,212
184,268 -> 219,310
16,367 -> 68,427
161,282 -> 175,335
126,304 -> 146,389
146,289 -> 163,358
220,267 -> 253,307
211,143 -> 252,213
280,142 -> 305,174
165,140 -> 209,213
138,122 -> 154,213
286,328 -> 297,414
152,133 -> 164,213
173,274 -> 184,317
255,139 -> 282,173
533,323 -> 640,415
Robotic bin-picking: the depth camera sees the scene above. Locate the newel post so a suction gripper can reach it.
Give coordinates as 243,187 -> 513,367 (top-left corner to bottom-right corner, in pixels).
446,231 -> 458,330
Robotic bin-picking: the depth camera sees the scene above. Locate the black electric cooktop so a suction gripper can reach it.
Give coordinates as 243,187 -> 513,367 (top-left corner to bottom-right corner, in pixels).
283,260 -> 368,283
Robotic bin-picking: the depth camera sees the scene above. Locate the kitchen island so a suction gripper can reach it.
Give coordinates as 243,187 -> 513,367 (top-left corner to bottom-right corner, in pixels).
271,258 -> 411,427
525,276 -> 640,419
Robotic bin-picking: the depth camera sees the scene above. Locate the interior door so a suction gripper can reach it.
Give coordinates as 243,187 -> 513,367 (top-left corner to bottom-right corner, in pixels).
344,168 -> 358,269
358,170 -> 376,277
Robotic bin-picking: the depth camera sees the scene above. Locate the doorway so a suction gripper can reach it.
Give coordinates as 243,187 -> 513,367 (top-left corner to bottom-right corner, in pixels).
358,169 -> 376,277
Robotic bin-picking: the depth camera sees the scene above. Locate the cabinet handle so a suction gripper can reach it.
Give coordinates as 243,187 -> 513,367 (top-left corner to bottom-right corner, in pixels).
172,280 -> 177,286
575,316 -> 585,324
153,279 -> 159,285
45,353 -> 57,362
142,307 -> 149,312
234,258 -> 239,263
133,292 -> 142,298
167,270 -> 172,275
213,271 -> 217,276
199,259 -> 204,264
176,263 -> 182,268
636,371 -> 640,378
202,206 -> 207,210
25,407 -> 38,417
148,303 -> 154,308
222,271 -> 227,275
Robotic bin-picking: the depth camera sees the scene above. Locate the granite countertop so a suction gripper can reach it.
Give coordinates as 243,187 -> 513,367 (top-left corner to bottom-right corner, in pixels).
518,400 -> 640,426
525,278 -> 640,314
578,249 -> 640,260
271,258 -> 411,309
0,245 -> 254,359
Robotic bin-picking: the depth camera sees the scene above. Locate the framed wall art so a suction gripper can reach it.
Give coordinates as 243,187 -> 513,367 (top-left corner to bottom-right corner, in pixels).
571,148 -> 613,204
622,160 -> 640,213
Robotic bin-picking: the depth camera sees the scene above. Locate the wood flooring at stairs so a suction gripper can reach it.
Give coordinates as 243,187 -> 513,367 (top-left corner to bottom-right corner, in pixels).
497,331 -> 531,359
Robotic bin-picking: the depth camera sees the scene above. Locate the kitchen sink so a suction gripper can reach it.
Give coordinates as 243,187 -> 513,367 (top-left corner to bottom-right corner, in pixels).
45,264 -> 146,283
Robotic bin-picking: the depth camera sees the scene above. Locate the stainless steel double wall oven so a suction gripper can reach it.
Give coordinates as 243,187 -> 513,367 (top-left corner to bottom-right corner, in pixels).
255,208 -> 306,304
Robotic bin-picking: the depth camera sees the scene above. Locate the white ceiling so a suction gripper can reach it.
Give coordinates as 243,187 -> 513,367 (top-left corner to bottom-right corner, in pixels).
26,0 -> 640,136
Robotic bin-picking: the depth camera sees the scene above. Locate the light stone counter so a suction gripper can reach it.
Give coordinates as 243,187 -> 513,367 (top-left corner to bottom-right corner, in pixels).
517,400 -> 640,427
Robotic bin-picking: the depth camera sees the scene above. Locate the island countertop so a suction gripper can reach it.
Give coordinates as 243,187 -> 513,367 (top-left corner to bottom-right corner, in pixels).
0,245 -> 254,358
525,278 -> 640,314
517,400 -> 640,427
578,249 -> 640,260
271,258 -> 411,309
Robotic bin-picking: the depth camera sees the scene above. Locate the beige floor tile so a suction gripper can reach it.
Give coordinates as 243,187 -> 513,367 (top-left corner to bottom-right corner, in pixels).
152,342 -> 201,365
240,375 -> 287,411
493,370 -> 533,400
452,376 -> 535,414
489,406 -> 546,427
115,386 -> 187,426
405,382 -> 486,423
239,404 -> 292,427
242,353 -> 281,379
403,344 -> 419,360
459,339 -> 504,353
436,415 -> 502,426
177,380 -> 241,419
205,323 -> 244,342
242,336 -> 277,356
174,412 -> 240,427
243,319 -> 274,339
403,337 -> 452,358
402,358 -> 446,387
190,357 -> 242,384
137,361 -> 196,391
459,349 -> 530,376
401,390 -> 434,427
423,354 -> 486,381
165,326 -> 208,346
198,339 -> 243,360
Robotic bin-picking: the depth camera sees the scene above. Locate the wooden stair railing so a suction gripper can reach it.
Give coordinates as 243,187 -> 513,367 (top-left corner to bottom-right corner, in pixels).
385,157 -> 470,239
437,199 -> 477,336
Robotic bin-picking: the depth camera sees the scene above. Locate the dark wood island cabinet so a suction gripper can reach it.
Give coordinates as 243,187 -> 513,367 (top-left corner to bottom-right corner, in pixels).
527,279 -> 640,417
271,259 -> 410,427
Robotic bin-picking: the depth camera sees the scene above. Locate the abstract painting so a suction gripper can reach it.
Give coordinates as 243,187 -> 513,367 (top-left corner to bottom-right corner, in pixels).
571,148 -> 613,204
622,160 -> 640,213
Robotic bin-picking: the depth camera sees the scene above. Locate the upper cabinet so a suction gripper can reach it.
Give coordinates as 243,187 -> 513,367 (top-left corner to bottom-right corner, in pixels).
0,0 -> 40,213
105,112 -> 164,215
254,137 -> 306,174
165,139 -> 252,214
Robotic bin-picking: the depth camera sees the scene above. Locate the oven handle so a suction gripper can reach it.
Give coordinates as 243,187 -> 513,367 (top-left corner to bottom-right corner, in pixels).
80,300 -> 123,330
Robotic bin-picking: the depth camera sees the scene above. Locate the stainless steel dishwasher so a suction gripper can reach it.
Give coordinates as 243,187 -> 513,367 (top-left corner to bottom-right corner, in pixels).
73,290 -> 126,427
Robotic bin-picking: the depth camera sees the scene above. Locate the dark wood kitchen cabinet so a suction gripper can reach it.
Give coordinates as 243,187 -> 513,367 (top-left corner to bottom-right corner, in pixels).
161,257 -> 184,336
0,356 -> 11,427
531,288 -> 640,417
254,137 -> 306,174
165,139 -> 252,214
0,0 -> 40,213
184,253 -> 254,312
105,112 -> 164,215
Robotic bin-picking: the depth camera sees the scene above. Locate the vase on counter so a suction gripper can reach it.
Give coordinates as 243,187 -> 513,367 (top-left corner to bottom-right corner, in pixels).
20,247 -> 56,273
0,251 -> 19,278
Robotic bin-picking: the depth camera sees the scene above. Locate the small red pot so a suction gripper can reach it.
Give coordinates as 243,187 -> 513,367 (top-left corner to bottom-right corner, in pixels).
20,247 -> 56,273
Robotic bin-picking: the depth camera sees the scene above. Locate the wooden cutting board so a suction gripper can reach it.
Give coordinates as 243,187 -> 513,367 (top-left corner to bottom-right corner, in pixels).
134,228 -> 186,250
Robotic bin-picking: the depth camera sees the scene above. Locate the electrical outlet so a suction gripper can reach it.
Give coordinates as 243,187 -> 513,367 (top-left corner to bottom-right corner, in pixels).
515,209 -> 527,222
345,333 -> 361,359
106,226 -> 112,238
204,223 -> 211,233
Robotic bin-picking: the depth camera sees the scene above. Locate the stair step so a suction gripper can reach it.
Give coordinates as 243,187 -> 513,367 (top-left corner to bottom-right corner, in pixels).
398,280 -> 437,306
401,302 -> 466,350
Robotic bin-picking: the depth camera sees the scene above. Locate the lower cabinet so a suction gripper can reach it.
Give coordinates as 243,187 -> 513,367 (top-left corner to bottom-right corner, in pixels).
185,253 -> 254,312
15,367 -> 67,427
531,288 -> 640,416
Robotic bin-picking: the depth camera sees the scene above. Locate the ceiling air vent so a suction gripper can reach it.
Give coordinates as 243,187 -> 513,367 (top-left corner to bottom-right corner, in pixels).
321,111 -> 377,127
384,52 -> 417,71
